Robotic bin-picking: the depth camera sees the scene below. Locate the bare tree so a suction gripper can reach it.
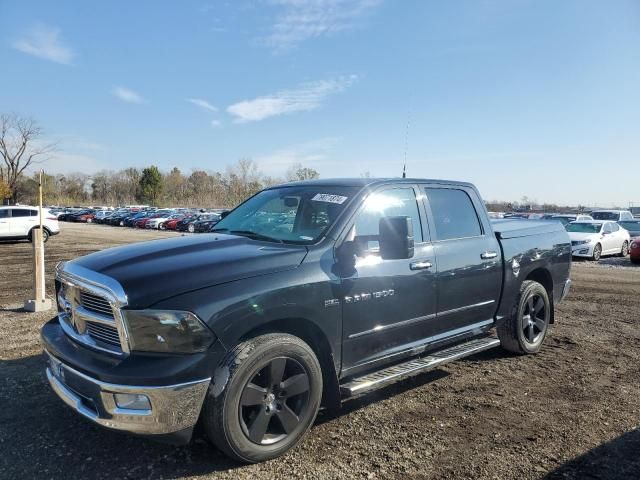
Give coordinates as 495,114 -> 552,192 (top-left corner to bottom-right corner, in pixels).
0,114 -> 55,203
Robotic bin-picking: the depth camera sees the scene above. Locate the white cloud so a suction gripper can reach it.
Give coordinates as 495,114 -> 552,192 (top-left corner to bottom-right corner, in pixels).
12,24 -> 75,65
112,86 -> 145,104
187,98 -> 218,112
227,75 -> 357,123
255,137 -> 341,175
210,119 -> 222,128
265,0 -> 381,52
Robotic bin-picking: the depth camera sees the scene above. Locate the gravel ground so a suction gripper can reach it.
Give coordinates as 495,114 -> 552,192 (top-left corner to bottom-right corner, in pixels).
1,223 -> 639,479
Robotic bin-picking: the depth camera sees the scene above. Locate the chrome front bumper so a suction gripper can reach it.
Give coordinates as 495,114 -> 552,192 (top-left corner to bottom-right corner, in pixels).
45,351 -> 210,435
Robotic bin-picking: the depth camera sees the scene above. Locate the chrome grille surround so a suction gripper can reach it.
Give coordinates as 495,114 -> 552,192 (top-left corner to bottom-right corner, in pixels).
56,262 -> 130,356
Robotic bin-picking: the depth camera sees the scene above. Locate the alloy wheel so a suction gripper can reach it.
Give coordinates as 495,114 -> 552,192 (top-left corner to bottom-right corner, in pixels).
239,357 -> 311,446
593,244 -> 602,261
521,294 -> 546,344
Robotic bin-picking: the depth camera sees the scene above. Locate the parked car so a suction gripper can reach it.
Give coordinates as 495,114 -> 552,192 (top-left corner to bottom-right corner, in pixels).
549,214 -> 593,227
145,210 -> 176,230
176,215 -> 201,232
0,206 -> 60,242
591,210 -> 634,221
92,211 -> 113,224
618,220 -> 640,240
43,178 -> 571,462
566,220 -> 630,260
162,214 -> 187,230
193,213 -> 221,232
630,237 -> 640,264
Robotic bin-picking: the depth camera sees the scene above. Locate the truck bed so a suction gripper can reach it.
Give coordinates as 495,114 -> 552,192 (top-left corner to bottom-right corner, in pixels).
491,219 -> 566,239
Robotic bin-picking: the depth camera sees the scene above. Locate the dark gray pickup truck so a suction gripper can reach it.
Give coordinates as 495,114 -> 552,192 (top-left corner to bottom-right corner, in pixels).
41,178 -> 571,462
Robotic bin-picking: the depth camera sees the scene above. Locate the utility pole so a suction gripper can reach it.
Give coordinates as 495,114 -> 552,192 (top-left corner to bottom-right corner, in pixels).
24,170 -> 51,312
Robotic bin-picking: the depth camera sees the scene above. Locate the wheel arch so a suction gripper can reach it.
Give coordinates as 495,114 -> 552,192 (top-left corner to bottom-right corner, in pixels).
525,267 -> 554,323
240,317 -> 341,409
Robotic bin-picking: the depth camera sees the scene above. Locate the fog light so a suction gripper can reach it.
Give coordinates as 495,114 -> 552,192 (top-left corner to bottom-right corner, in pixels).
114,393 -> 151,411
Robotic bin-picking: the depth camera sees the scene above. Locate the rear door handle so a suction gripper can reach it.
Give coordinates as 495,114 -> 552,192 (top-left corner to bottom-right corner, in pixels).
480,251 -> 498,259
410,260 -> 432,270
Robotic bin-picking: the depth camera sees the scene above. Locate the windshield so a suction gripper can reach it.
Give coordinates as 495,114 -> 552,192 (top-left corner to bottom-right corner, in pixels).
566,223 -> 602,233
213,185 -> 359,244
592,212 -> 618,220
619,221 -> 640,231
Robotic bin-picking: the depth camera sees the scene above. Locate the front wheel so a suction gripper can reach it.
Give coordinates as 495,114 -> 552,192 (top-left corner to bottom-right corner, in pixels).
592,243 -> 602,261
619,241 -> 629,257
497,280 -> 551,354
202,333 -> 322,463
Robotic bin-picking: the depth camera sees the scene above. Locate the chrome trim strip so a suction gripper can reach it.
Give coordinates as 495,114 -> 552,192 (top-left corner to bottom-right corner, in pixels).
348,313 -> 437,339
437,299 -> 495,317
45,351 -> 210,435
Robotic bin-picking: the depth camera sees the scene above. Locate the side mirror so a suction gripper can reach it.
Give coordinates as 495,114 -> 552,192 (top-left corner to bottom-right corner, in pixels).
220,210 -> 231,219
379,216 -> 414,260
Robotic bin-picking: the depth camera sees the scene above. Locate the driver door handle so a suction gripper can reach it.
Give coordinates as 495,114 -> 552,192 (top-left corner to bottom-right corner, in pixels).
480,251 -> 498,259
410,260 -> 432,270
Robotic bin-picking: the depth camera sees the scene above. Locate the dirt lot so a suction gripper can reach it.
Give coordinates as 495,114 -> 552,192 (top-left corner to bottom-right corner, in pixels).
1,223 -> 639,479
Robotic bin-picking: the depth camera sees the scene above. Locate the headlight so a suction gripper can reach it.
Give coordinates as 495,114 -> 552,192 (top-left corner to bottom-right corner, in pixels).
122,310 -> 215,353
574,239 -> 592,245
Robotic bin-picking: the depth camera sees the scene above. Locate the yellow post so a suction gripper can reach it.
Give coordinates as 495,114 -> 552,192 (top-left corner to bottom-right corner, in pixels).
24,170 -> 51,312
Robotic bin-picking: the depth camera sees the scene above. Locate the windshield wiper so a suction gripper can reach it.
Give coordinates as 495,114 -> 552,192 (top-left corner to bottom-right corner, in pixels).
213,228 -> 284,243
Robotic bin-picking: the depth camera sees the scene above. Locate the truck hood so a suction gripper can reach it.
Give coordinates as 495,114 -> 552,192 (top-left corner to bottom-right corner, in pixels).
69,234 -> 308,308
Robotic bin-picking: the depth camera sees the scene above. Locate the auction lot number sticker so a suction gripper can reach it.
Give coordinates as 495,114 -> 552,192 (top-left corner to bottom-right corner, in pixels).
312,193 -> 348,204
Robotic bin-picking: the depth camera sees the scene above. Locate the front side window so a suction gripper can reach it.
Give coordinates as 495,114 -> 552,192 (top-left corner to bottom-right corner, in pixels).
610,223 -> 619,232
603,223 -> 613,233
0,209 -> 8,218
213,185 -> 359,244
425,188 -> 482,240
346,188 -> 423,254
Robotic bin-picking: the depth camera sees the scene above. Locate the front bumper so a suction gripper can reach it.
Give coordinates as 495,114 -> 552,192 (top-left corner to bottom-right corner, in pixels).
571,243 -> 594,257
45,350 -> 210,436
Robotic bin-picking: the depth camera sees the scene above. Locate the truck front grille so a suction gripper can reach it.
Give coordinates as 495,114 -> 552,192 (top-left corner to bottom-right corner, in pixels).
86,321 -> 121,347
79,290 -> 114,318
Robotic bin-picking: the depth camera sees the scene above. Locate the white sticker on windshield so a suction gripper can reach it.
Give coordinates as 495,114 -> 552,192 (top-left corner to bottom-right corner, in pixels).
312,193 -> 348,204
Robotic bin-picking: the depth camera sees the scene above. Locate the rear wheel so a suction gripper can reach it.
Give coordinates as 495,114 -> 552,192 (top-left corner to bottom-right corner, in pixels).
188,224 -> 195,233
27,228 -> 49,243
497,280 -> 551,354
592,243 -> 602,261
619,241 -> 629,257
202,333 -> 322,463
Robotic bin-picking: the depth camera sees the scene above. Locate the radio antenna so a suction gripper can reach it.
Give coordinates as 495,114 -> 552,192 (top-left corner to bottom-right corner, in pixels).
402,107 -> 411,178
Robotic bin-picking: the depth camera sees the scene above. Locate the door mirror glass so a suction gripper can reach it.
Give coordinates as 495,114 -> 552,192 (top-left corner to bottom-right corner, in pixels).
378,216 -> 414,260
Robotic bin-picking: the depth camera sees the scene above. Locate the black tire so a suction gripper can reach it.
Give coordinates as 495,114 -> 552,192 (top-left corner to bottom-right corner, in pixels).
497,280 -> 551,355
619,241 -> 628,257
27,228 -> 49,243
202,333 -> 322,463
631,257 -> 640,265
592,243 -> 602,261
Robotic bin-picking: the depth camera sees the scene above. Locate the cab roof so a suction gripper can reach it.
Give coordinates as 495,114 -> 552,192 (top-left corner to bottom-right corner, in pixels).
272,177 -> 475,189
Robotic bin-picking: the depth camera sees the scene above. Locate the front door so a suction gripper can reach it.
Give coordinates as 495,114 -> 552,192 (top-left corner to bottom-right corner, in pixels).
0,209 -> 9,236
340,186 -> 437,373
421,186 -> 503,333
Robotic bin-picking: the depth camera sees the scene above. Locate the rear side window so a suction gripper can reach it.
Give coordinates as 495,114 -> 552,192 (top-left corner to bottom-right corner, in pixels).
610,223 -> 620,232
425,188 -> 482,240
10,209 -> 31,218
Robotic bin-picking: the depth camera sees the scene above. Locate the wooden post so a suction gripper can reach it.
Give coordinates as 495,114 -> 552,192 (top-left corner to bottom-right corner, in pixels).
24,170 -> 52,312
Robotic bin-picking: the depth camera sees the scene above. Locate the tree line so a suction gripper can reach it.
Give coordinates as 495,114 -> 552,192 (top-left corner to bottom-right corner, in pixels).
1,113 -> 319,208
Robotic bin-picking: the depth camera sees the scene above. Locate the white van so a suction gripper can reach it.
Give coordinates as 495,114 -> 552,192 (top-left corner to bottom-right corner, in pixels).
0,206 -> 60,242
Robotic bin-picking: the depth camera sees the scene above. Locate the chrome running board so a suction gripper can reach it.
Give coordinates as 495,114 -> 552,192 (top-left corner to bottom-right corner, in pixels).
340,336 -> 501,397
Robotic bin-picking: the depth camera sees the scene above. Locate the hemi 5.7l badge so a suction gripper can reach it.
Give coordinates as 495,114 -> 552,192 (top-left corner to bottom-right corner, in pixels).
324,299 -> 340,308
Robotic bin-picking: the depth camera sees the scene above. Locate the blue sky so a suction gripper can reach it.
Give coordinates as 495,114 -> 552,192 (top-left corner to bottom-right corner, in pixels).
1,0 -> 639,206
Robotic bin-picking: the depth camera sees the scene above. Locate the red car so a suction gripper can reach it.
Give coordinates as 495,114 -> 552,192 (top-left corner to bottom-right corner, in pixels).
630,238 -> 640,264
163,215 -> 186,230
77,213 -> 96,223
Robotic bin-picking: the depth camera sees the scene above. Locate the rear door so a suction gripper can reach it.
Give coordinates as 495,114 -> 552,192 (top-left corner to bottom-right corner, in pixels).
421,185 -> 503,333
9,208 -> 36,236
